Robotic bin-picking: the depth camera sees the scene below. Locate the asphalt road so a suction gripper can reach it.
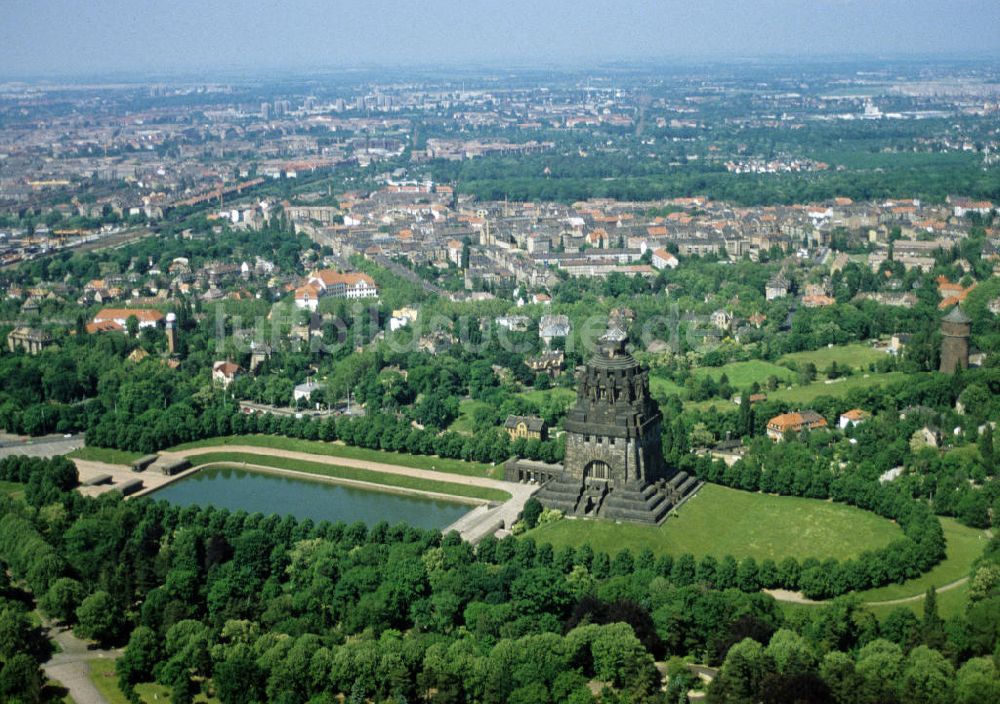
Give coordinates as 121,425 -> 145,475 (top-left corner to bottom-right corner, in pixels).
0,433 -> 83,458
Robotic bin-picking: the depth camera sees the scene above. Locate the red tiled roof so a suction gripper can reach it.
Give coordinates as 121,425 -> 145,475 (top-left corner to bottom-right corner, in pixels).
85,320 -> 124,334
94,308 -> 164,323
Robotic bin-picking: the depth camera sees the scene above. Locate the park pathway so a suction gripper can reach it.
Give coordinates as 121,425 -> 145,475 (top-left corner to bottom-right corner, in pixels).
442,482 -> 541,542
163,445 -> 513,491
42,620 -> 120,704
765,575 -> 970,607
862,576 -> 969,606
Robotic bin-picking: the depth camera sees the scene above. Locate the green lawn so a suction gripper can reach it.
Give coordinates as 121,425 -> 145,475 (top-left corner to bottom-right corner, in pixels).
769,372 -> 908,405
854,518 -> 988,604
693,360 -> 794,389
517,387 -> 577,408
524,483 -> 902,562
67,447 -> 146,465
168,434 -> 496,478
184,452 -> 511,503
865,582 -> 970,621
682,400 -> 738,415
87,659 -> 217,704
781,519 -> 987,621
675,370 -> 909,413
778,344 -> 887,373
449,399 -> 490,434
0,480 -> 24,498
650,374 -> 685,397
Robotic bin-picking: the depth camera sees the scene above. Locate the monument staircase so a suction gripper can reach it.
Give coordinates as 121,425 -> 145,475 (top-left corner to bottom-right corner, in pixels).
533,469 -> 702,525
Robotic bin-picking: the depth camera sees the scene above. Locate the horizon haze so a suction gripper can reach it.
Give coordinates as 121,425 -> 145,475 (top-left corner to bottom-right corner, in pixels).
2,0 -> 999,79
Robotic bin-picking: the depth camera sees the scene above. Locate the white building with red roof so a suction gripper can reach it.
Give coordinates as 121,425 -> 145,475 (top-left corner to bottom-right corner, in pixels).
651,248 -> 679,270
294,269 -> 378,309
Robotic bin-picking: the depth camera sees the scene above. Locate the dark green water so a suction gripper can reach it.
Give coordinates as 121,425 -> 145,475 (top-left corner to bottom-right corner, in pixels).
151,466 -> 472,530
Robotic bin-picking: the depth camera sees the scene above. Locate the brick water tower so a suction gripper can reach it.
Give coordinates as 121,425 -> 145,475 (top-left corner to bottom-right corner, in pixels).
939,306 -> 971,374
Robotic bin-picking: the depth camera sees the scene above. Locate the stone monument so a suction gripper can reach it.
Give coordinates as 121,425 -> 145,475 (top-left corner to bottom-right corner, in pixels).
507,325 -> 699,524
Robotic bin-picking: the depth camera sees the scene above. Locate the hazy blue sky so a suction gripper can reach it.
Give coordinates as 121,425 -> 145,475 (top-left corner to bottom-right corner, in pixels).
2,0 -> 998,77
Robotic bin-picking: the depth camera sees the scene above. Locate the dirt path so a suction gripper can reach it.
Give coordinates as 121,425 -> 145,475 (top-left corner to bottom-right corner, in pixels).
164,445 -> 514,491
765,576 -> 970,607
862,576 -> 969,606
764,589 -> 824,605
42,621 -> 120,704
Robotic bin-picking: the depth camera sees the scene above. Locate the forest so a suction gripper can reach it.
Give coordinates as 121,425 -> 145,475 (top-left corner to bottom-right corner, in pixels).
1,454 -> 999,703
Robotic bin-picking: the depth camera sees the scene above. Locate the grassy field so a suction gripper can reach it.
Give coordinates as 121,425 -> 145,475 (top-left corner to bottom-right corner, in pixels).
683,399 -> 739,415
864,582 -> 970,621
693,360 -> 794,388
779,344 -> 887,373
780,519 -> 987,620
184,452 -> 511,503
517,387 -> 577,408
0,480 -> 24,498
449,399 -> 490,434
650,374 -> 685,397
168,434 -> 496,478
524,484 -> 902,562
67,447 -> 146,465
769,372 -> 908,405
854,518 -> 988,603
87,659 -> 217,704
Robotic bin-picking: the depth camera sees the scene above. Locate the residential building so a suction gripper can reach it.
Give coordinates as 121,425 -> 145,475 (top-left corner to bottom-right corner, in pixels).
527,349 -> 565,378
390,306 -> 419,331
294,283 -> 322,311
766,274 -> 789,300
446,239 -> 463,266
293,381 -> 322,404
92,308 -> 164,330
539,314 -> 571,346
839,409 -> 870,429
212,361 -> 243,388
766,410 -> 828,441
504,415 -> 547,441
650,248 -> 679,270
306,269 -> 379,300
